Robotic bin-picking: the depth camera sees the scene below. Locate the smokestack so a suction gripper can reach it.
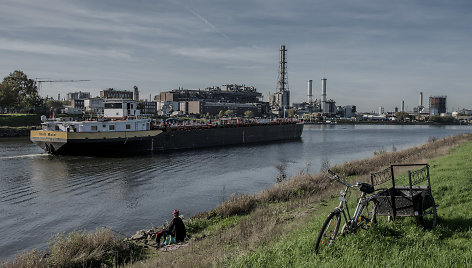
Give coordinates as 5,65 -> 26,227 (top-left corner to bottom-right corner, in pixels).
307,80 -> 313,103
419,92 -> 423,107
321,77 -> 327,113
401,100 -> 405,112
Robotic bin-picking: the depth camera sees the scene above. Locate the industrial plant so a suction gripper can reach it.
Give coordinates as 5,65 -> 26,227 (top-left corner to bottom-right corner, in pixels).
154,84 -> 269,117
55,45 -> 470,124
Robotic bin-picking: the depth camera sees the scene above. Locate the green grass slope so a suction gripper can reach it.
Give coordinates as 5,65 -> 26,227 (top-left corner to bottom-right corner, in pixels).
230,142 -> 472,267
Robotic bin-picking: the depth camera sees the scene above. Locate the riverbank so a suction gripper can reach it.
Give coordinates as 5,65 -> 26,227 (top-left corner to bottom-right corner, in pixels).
0,126 -> 34,137
0,114 -> 40,137
3,132 -> 471,267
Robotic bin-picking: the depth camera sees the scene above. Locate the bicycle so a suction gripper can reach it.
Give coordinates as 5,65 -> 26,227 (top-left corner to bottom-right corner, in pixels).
314,170 -> 380,253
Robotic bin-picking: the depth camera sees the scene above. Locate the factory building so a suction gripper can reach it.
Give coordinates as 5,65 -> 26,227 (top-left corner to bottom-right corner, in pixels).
100,88 -> 134,99
70,99 -> 84,109
338,105 -> 356,118
155,84 -> 269,117
429,96 -> 447,115
66,91 -> 90,101
293,76 -> 353,119
84,98 -> 104,114
139,101 -> 157,115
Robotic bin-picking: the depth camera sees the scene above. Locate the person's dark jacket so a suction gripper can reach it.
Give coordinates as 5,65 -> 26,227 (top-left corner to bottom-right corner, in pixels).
167,216 -> 186,242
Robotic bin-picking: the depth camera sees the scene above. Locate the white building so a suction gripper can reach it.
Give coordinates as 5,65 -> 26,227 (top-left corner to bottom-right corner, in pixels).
84,98 -> 104,114
104,99 -> 140,118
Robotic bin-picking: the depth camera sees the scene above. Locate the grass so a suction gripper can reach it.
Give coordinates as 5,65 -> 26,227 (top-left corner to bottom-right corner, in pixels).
127,133 -> 472,267
4,133 -> 472,267
229,139 -> 472,267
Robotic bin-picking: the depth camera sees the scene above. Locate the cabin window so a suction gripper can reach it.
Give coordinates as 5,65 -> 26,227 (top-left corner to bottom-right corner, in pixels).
91,126 -> 98,131
104,103 -> 122,109
109,125 -> 115,130
55,126 -> 59,131
126,124 -> 131,130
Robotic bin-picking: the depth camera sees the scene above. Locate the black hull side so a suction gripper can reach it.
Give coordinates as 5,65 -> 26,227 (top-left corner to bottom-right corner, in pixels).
34,137 -> 155,156
38,123 -> 303,156
153,123 -> 303,151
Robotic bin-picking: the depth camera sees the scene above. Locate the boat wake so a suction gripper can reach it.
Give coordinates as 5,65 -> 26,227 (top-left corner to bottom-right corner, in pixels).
0,153 -> 45,160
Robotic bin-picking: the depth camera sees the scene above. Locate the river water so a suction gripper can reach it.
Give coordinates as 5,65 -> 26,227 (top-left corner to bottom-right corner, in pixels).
1,124 -> 471,260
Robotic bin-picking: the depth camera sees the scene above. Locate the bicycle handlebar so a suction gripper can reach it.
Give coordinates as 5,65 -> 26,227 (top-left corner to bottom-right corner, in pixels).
327,170 -> 354,188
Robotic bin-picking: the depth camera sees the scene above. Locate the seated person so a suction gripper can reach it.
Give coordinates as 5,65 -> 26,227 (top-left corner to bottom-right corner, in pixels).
155,209 -> 186,245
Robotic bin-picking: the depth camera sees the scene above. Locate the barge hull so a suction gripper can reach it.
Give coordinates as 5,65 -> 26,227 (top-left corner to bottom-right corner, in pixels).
153,123 -> 303,151
31,123 -> 304,156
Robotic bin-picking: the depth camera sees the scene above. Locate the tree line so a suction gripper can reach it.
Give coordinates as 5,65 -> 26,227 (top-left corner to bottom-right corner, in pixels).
0,70 -> 66,114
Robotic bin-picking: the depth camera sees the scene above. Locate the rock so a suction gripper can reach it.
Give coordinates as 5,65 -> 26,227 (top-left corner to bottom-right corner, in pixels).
130,230 -> 146,240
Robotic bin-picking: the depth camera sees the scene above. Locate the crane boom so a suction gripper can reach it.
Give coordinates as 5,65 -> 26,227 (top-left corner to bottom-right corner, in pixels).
36,80 -> 91,83
35,79 -> 91,92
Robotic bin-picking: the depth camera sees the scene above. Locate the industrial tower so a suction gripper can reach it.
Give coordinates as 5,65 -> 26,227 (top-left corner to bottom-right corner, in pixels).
321,77 -> 327,113
273,45 -> 290,115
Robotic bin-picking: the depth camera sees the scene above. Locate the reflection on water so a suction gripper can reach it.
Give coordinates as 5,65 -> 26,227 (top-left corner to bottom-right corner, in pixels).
0,125 -> 471,260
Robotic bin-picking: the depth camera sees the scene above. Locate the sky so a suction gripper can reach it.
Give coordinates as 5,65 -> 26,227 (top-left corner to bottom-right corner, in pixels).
1,0 -> 471,113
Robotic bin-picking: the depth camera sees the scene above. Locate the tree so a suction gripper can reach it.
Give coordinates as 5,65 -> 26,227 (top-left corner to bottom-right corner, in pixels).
288,108 -> 296,118
395,112 -> 409,121
429,115 -> 458,124
244,110 -> 254,118
224,110 -> 234,117
0,70 -> 41,113
0,83 -> 15,112
44,99 -> 65,110
218,110 -> 225,118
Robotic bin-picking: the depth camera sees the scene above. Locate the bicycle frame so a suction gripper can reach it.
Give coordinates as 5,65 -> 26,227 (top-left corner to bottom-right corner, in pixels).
315,170 -> 377,253
336,185 -> 370,232
328,170 -> 375,233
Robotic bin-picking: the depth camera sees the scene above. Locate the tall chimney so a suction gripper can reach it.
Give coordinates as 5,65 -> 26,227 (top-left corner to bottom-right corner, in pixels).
401,100 -> 405,112
321,77 -> 327,113
419,92 -> 423,107
307,80 -> 313,103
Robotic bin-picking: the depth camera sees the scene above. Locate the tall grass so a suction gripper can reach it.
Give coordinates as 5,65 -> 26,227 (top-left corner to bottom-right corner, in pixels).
2,228 -> 144,268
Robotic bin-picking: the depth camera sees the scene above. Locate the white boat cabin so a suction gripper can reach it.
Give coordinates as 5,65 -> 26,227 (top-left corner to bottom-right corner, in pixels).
41,100 -> 151,132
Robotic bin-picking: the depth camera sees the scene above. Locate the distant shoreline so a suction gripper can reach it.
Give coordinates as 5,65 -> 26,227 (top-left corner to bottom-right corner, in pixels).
0,127 -> 34,137
303,120 -> 465,126
1,121 -> 468,138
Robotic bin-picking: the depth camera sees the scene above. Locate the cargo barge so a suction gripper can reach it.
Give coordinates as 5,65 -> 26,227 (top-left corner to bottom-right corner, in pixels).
30,100 -> 303,156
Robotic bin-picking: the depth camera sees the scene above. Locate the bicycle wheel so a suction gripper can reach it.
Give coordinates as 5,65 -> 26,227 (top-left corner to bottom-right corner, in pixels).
418,192 -> 437,229
314,211 -> 342,253
358,200 -> 375,229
